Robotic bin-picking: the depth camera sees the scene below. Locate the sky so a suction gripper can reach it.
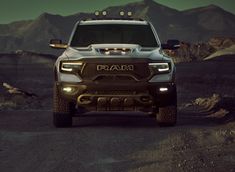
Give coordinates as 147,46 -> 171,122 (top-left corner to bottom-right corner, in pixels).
0,0 -> 235,24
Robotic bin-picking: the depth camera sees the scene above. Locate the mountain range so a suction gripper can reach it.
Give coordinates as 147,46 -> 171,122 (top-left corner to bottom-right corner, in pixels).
0,0 -> 234,54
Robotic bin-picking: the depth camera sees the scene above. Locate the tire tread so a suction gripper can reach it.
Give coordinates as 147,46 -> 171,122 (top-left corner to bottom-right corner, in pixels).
53,84 -> 72,127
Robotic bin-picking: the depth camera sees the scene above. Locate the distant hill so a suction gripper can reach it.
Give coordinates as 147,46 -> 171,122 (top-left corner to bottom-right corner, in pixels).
0,0 -> 234,54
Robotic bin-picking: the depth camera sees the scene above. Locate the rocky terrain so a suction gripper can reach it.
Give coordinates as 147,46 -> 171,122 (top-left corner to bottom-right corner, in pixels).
164,37 -> 235,63
0,51 -> 56,110
0,0 -> 235,54
0,1 -> 234,171
0,51 -> 234,171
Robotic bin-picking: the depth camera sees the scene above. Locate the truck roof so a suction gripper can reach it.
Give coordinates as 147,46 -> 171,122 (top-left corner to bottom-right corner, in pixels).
79,19 -> 149,25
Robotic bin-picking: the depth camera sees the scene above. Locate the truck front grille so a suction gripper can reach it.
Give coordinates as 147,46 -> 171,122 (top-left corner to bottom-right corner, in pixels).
80,58 -> 151,81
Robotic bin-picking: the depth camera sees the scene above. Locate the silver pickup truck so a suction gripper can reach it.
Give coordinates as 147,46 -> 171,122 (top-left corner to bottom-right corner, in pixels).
50,12 -> 179,127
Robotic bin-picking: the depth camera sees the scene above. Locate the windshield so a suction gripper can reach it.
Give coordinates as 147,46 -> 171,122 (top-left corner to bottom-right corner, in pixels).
70,24 -> 159,47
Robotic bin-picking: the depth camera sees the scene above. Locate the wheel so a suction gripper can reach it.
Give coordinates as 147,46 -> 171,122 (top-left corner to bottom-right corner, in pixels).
156,87 -> 177,126
156,105 -> 177,126
53,84 -> 73,128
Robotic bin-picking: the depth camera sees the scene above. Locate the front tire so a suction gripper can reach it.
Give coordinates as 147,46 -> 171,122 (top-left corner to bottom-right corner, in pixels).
156,87 -> 177,126
53,84 -> 73,128
156,105 -> 177,126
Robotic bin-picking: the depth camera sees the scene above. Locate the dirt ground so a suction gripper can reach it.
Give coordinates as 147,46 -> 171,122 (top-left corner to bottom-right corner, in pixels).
0,54 -> 234,172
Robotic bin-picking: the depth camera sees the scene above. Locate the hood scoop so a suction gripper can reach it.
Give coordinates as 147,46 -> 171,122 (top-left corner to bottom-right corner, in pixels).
96,48 -> 132,55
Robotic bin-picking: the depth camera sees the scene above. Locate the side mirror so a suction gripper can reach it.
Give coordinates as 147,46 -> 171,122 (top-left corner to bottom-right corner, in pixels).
161,39 -> 180,50
49,39 -> 68,49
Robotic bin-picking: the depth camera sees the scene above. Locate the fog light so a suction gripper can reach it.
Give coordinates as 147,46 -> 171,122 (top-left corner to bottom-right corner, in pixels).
63,87 -> 73,93
102,11 -> 107,16
159,87 -> 168,92
94,11 -> 100,16
119,11 -> 125,16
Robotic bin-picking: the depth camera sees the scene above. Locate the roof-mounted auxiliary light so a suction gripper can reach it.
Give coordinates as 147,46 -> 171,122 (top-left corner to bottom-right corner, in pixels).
92,10 -> 134,19
127,11 -> 132,17
102,11 -> 107,16
119,11 -> 133,17
94,11 -> 100,16
119,11 -> 125,16
94,11 -> 107,17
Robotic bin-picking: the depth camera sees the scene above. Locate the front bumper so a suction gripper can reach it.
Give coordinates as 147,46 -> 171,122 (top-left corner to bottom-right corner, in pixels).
56,81 -> 176,112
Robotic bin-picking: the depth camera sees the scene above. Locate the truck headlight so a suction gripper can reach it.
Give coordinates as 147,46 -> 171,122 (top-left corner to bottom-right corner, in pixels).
148,62 -> 170,73
60,62 -> 83,72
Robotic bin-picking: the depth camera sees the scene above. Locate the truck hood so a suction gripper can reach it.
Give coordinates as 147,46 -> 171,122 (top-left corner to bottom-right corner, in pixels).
62,44 -> 168,61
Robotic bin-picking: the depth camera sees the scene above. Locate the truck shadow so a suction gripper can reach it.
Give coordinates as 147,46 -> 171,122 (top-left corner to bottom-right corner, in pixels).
73,113 -> 159,128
